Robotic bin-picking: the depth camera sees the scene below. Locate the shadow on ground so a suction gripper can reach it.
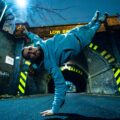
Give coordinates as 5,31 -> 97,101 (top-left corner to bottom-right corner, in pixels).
45,113 -> 120,120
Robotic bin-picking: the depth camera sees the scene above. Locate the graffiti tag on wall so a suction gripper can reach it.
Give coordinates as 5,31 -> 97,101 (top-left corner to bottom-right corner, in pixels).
0,70 -> 10,78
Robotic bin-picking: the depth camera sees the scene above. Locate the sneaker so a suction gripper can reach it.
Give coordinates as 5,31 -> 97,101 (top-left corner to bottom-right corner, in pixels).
98,13 -> 108,23
92,11 -> 100,22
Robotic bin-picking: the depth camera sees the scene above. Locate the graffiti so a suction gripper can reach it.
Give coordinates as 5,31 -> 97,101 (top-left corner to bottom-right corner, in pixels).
0,70 -> 10,78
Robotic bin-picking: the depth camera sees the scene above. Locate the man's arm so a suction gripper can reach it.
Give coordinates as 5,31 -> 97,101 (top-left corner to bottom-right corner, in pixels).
40,66 -> 67,116
23,30 -> 42,45
51,66 -> 67,113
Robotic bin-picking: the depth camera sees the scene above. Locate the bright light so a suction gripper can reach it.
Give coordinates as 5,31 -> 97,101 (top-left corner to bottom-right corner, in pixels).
16,0 -> 27,8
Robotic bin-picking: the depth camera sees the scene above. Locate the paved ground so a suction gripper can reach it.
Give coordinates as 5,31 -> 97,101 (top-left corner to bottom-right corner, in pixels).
0,93 -> 120,120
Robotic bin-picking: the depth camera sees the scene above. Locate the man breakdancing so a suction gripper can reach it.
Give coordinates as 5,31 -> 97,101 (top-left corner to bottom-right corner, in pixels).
21,11 -> 107,116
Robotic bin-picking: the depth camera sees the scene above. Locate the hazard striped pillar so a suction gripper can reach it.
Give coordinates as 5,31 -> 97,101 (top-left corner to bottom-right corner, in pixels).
17,60 -> 31,95
113,68 -> 120,92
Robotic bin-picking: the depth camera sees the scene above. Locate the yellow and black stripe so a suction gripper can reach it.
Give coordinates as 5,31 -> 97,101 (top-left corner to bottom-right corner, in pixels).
17,60 -> 31,95
89,43 -> 116,64
100,50 -> 115,63
113,68 -> 120,92
47,64 -> 87,81
60,65 -> 83,75
89,43 -> 98,51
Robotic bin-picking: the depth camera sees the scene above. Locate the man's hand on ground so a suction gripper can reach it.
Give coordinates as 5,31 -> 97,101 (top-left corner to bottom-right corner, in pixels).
40,109 -> 54,116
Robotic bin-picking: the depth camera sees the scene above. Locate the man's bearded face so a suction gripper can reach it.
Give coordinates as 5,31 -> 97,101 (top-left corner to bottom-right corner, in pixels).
23,46 -> 41,62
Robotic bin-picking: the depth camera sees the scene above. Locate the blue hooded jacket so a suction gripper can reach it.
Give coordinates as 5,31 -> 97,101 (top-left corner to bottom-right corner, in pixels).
24,21 -> 100,113
24,31 -> 81,113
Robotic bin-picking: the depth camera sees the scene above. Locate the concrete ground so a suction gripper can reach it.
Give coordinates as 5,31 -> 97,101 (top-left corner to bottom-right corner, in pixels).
0,93 -> 120,120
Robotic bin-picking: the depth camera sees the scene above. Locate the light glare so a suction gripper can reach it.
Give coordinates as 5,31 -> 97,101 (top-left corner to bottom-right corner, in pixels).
16,0 -> 26,8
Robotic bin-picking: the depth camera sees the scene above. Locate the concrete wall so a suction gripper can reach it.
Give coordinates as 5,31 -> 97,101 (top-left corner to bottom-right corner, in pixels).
0,31 -> 15,94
